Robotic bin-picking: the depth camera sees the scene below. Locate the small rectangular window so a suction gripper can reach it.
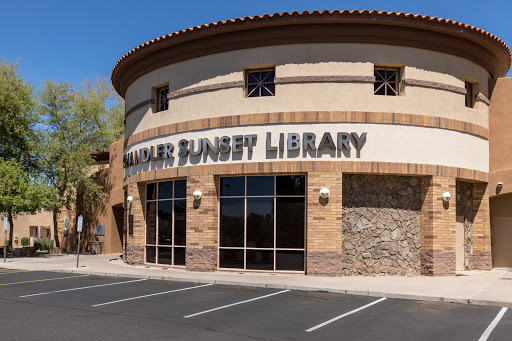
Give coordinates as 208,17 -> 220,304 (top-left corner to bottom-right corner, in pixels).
156,85 -> 169,112
374,67 -> 400,96
465,81 -> 475,108
246,68 -> 275,97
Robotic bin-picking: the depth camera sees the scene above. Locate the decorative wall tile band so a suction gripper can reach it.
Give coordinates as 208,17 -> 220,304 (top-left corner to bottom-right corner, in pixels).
167,81 -> 244,99
274,75 -> 375,84
125,99 -> 154,118
476,93 -> 490,105
124,111 -> 489,148
124,160 -> 488,186
401,78 -> 466,95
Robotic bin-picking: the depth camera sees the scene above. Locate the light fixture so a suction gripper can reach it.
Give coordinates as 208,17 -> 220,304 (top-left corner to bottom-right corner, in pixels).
442,192 -> 452,202
497,182 -> 504,188
127,196 -> 134,204
193,190 -> 202,200
319,188 -> 330,198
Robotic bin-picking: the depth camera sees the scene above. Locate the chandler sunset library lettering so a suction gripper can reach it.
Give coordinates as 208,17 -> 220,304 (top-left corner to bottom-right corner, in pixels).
122,132 -> 367,168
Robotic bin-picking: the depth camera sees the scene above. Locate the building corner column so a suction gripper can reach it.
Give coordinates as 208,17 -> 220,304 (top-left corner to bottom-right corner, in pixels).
306,171 -> 343,276
420,176 -> 456,275
186,174 -> 218,272
472,183 -> 492,270
124,182 -> 145,264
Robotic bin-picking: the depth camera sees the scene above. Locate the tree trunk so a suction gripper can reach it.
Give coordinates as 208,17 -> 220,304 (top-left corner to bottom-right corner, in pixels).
53,211 -> 60,248
7,211 -> 14,247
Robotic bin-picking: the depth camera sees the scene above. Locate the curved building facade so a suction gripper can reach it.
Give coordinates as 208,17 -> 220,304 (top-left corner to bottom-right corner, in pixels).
113,10 -> 512,275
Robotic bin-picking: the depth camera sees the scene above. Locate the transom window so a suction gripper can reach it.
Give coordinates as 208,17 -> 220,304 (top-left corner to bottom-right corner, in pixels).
374,67 -> 400,96
246,69 -> 275,97
465,81 -> 475,108
219,175 -> 306,272
145,179 -> 186,266
156,85 -> 169,112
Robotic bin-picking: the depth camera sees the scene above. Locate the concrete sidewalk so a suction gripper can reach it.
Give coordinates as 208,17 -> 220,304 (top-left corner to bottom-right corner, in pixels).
2,253 -> 511,308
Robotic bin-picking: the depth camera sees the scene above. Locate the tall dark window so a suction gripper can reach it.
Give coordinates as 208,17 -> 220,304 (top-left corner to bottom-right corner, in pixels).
156,85 -> 169,112
145,179 -> 186,266
246,69 -> 275,97
465,81 -> 475,108
374,67 -> 400,96
219,175 -> 306,271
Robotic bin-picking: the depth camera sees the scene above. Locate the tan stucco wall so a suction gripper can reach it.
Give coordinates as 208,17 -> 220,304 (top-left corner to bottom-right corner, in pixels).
124,123 -> 489,178
125,43 -> 491,137
489,77 -> 512,197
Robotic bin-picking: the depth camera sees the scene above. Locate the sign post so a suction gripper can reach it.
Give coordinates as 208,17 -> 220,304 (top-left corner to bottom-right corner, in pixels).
3,217 -> 7,263
76,215 -> 83,268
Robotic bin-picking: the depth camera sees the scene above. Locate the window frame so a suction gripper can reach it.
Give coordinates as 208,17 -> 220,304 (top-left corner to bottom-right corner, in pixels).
145,179 -> 187,267
245,68 -> 276,98
374,66 -> 401,96
465,81 -> 475,108
154,84 -> 170,113
218,175 -> 307,273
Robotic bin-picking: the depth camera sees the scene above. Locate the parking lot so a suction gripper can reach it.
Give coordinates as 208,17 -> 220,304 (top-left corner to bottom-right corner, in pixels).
0,267 -> 510,340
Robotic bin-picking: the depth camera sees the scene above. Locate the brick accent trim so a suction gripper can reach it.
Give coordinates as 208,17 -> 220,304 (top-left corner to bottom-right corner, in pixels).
472,183 -> 492,270
124,161 -> 488,186
124,111 -> 489,148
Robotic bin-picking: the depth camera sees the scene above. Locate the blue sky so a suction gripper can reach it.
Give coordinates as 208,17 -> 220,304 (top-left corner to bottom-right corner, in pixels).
2,0 -> 511,91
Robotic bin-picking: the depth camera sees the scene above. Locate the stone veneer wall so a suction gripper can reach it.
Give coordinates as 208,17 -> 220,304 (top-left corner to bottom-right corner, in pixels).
456,181 -> 473,270
342,174 -> 421,275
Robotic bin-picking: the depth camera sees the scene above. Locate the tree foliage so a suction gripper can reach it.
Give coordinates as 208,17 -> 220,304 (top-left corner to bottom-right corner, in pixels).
38,76 -> 124,247
0,59 -> 38,172
0,158 -> 48,245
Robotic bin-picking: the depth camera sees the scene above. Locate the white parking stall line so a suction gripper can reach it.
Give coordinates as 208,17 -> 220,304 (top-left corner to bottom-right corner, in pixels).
306,297 -> 388,332
184,289 -> 290,318
92,283 -> 213,307
478,307 -> 508,341
19,278 -> 148,298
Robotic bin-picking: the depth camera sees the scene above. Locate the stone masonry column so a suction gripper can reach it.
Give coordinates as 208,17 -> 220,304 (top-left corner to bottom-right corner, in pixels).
472,183 -> 492,270
124,182 -> 145,264
420,176 -> 456,275
306,171 -> 343,275
186,174 -> 218,271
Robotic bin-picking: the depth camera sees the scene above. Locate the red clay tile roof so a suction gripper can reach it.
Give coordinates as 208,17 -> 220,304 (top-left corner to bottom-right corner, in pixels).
112,9 -> 511,94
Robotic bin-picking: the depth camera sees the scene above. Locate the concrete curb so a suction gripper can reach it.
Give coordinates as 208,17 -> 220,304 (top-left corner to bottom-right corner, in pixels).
40,268 -> 510,308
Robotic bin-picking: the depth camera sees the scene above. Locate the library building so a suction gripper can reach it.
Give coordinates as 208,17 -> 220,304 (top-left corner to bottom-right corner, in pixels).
112,10 -> 512,276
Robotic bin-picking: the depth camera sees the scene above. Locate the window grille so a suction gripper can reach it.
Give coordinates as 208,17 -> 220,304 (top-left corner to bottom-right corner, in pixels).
374,67 -> 400,96
156,85 -> 169,112
246,69 -> 275,97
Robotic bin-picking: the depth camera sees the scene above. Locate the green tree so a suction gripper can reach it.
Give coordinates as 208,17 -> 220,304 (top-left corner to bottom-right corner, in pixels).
0,59 -> 38,172
38,77 -> 124,247
0,159 -> 48,246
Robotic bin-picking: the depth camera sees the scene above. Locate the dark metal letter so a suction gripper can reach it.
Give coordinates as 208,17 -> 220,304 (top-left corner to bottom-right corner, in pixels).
245,135 -> 257,152
232,135 -> 243,153
303,133 -> 317,150
178,140 -> 189,157
287,133 -> 300,151
318,132 -> 336,150
266,132 -> 277,151
219,136 -> 231,153
337,133 -> 351,150
351,132 -> 367,150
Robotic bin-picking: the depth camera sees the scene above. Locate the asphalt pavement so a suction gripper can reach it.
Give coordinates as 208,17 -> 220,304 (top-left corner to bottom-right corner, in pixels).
0,268 -> 510,340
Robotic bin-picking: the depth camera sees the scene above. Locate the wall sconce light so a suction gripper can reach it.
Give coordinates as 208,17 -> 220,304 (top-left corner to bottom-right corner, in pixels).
126,196 -> 134,205
193,190 -> 202,200
442,192 -> 452,202
497,182 -> 504,188
319,188 -> 330,198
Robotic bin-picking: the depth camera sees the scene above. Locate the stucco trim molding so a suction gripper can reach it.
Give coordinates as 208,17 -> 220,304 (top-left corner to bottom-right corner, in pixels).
124,111 -> 489,148
402,78 -> 466,95
124,160 -> 488,185
125,99 -> 154,118
476,93 -> 490,105
275,75 -> 376,84
168,81 -> 244,100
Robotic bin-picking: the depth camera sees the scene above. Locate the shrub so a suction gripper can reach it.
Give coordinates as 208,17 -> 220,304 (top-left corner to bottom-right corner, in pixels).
48,240 -> 54,248
21,237 -> 29,246
35,238 -> 48,251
